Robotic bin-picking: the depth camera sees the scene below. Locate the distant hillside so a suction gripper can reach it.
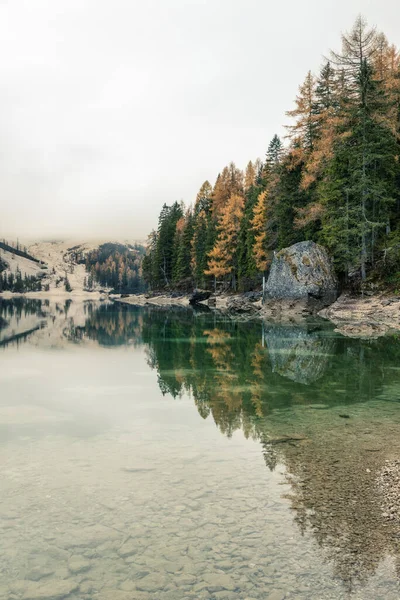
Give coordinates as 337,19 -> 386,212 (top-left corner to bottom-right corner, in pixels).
0,244 -> 45,292
0,240 -> 40,263
0,239 -> 146,294
84,242 -> 146,293
0,257 -> 7,273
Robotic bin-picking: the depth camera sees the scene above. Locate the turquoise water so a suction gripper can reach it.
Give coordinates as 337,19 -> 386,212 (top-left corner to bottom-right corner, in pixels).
2,298 -> 400,599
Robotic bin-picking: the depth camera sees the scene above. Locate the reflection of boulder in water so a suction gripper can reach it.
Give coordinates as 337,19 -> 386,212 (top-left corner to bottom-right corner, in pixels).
265,325 -> 334,384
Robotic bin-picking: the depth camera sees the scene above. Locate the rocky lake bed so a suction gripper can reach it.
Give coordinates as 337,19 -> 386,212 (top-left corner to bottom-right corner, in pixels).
3,285 -> 400,599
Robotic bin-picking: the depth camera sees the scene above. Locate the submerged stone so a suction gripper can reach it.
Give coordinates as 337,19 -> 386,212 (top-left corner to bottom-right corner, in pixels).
68,555 -> 91,574
203,572 -> 236,591
135,573 -> 168,592
25,567 -> 55,582
20,579 -> 79,600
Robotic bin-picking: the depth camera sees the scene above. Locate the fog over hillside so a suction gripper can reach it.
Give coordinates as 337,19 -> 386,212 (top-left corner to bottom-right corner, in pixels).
0,0 -> 398,240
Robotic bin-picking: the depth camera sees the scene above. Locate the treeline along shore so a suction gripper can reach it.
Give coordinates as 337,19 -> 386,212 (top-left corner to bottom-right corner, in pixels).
142,17 -> 400,298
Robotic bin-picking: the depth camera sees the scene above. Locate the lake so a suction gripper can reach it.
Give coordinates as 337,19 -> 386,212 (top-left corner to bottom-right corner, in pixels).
1,298 -> 400,600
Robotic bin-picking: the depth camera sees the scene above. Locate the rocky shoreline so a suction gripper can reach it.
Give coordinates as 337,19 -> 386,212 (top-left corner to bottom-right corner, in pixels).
319,294 -> 400,338
113,291 -> 400,339
2,288 -> 400,340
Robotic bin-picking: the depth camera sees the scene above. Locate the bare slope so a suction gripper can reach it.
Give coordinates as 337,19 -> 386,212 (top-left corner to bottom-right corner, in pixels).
0,239 -> 143,294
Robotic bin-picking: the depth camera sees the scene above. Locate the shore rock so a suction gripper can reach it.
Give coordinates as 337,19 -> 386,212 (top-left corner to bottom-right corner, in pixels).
319,294 -> 400,338
242,291 -> 263,302
265,241 -> 338,309
189,290 -> 211,305
226,297 -> 261,315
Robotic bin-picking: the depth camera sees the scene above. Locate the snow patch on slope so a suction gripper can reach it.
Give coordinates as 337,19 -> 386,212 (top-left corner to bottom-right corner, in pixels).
1,239 -> 144,294
0,248 -> 43,278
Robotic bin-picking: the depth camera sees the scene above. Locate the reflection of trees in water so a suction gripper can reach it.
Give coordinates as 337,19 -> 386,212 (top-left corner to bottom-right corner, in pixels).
140,308 -> 400,589
4,299 -> 400,587
0,297 -> 46,323
140,308 -> 400,435
68,303 -> 145,347
0,325 -> 46,348
263,418 -> 400,592
0,298 -> 47,347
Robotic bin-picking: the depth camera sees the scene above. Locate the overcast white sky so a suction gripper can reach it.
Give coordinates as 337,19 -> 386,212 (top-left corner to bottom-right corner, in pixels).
0,0 -> 398,241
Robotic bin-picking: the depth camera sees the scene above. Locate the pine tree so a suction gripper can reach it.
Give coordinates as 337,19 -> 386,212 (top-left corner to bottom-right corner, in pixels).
173,210 -> 195,285
154,202 -> 183,287
263,135 -> 283,181
142,230 -> 158,289
319,58 -> 398,278
237,182 -> 261,288
194,181 -> 213,216
330,15 -> 378,79
191,210 -> 208,286
191,209 -> 216,288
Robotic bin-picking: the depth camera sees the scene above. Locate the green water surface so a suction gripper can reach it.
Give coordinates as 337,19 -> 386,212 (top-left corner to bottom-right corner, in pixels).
1,298 -> 400,600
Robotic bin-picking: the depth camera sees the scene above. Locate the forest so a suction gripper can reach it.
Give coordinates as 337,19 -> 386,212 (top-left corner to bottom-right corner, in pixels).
0,267 -> 43,293
143,17 -> 400,293
84,242 -> 146,293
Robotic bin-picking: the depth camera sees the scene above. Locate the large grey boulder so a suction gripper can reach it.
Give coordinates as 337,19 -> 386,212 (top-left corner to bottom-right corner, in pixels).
265,241 -> 338,308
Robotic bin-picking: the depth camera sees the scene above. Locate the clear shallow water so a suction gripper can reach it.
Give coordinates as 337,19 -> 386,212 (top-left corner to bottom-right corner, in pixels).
2,300 -> 400,599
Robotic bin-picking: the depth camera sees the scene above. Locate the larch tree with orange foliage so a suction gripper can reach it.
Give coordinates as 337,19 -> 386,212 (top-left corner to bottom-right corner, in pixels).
251,191 -> 270,273
244,161 -> 256,191
286,71 -> 319,164
211,163 -> 244,219
205,194 -> 244,290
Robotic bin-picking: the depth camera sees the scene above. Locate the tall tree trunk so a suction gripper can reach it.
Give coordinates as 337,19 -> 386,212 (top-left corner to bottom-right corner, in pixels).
345,189 -> 350,279
361,89 -> 368,283
262,273 -> 266,304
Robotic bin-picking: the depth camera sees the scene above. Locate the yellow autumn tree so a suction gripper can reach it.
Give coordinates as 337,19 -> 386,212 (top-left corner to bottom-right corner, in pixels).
211,163 -> 244,219
286,71 -> 319,166
372,36 -> 400,135
244,160 -> 256,191
205,194 -> 244,287
251,191 -> 270,272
